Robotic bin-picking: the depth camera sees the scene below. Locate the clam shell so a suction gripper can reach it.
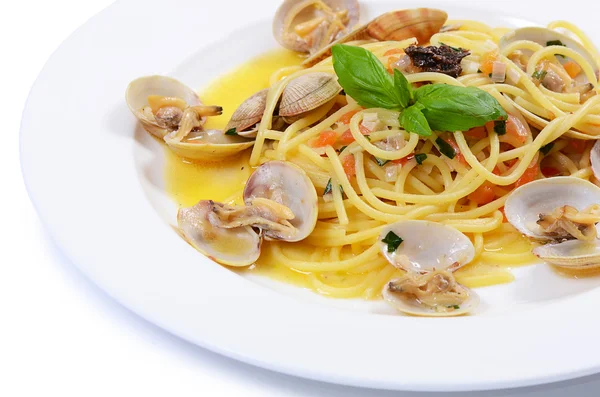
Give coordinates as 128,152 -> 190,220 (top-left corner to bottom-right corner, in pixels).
302,24 -> 372,67
367,8 -> 447,44
379,220 -> 475,273
382,277 -> 479,317
279,72 -> 342,117
591,140 -> 600,181
243,161 -> 318,242
499,27 -> 600,77
165,129 -> 254,161
177,200 -> 262,267
224,89 -> 269,138
504,177 -> 600,240
126,75 -> 202,138
533,239 -> 600,270
273,0 -> 360,53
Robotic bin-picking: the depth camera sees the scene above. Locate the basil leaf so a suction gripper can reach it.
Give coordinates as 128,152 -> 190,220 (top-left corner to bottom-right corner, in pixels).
414,84 -> 507,132
332,44 -> 406,110
393,69 -> 412,108
547,40 -> 565,47
400,104 -> 432,137
323,179 -> 333,196
494,120 -> 507,135
225,127 -> 238,136
374,157 -> 389,166
382,231 -> 403,253
415,153 -> 428,165
540,142 -> 555,155
436,137 -> 456,159
532,70 -> 548,80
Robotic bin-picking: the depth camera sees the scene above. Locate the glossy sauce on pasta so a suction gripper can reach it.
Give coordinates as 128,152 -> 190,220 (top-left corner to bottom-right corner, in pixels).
164,48 -> 538,299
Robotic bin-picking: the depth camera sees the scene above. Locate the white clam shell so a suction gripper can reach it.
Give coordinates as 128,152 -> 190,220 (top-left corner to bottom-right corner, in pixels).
533,240 -> 600,270
126,75 -> 202,138
165,129 -> 255,161
591,140 -> 600,181
382,278 -> 479,317
244,161 -> 318,242
379,220 -> 475,273
177,200 -> 262,267
504,177 -> 600,240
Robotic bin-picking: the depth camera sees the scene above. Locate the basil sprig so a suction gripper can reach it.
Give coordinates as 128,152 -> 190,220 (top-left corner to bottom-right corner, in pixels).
331,44 -> 507,137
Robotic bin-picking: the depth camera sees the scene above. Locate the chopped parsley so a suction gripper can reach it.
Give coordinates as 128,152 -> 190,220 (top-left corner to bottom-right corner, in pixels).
381,231 -> 403,253
365,135 -> 371,141
225,127 -> 238,136
447,305 -> 461,310
338,145 -> 348,153
415,153 -> 428,165
540,142 -> 555,155
494,120 -> 507,135
323,178 -> 344,196
435,137 -> 456,159
374,157 -> 389,166
532,70 -> 548,81
546,40 -> 566,58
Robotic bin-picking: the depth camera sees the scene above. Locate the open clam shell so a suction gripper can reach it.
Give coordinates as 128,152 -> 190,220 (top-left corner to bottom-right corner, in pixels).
367,8 -> 447,44
165,129 -> 255,161
379,220 -> 475,274
499,27 -> 600,78
177,200 -> 262,267
591,140 -> 600,181
224,89 -> 269,138
273,0 -> 360,54
243,161 -> 318,242
303,24 -> 371,67
504,177 -> 600,240
279,72 -> 342,117
383,278 -> 479,317
126,75 -> 203,138
533,240 -> 600,269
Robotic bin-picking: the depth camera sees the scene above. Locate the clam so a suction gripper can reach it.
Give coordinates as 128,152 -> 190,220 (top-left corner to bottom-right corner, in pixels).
303,8 -> 447,67
224,89 -> 269,138
177,200 -> 262,267
367,8 -> 447,44
279,72 -> 342,117
591,140 -> 600,180
126,75 -> 205,138
164,128 -> 255,161
379,220 -> 479,316
273,0 -> 360,54
244,160 -> 318,241
505,177 -> 600,269
499,27 -> 600,78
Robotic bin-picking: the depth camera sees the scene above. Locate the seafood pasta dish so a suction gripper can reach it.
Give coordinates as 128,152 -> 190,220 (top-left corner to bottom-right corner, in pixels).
126,1 -> 600,316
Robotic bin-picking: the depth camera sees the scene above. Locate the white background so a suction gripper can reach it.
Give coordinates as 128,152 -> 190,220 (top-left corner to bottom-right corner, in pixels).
2,0 -> 600,396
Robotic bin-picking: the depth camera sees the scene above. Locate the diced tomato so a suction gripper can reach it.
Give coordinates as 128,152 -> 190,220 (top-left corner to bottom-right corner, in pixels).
359,123 -> 372,135
387,56 -> 401,73
445,136 -> 467,165
339,110 -> 361,125
505,115 -> 528,145
498,206 -> 508,223
339,129 -> 355,144
492,166 -> 502,175
391,154 -> 415,165
480,50 -> 498,75
311,130 -> 338,148
464,126 -> 488,139
342,155 -> 356,179
563,61 -> 582,78
567,139 -> 587,153
384,48 -> 405,56
468,183 -> 496,205
541,166 -> 561,177
514,157 -> 540,188
504,158 -> 518,168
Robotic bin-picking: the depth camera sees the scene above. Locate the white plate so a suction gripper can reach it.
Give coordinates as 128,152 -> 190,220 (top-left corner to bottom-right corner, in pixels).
20,0 -> 600,392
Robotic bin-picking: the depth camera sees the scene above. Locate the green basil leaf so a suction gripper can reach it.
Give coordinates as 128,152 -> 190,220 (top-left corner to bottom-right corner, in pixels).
225,127 -> 238,136
414,84 -> 507,132
323,179 -> 333,196
415,153 -> 428,165
374,157 -> 389,166
494,120 -> 507,135
436,137 -> 456,159
332,44 -> 406,110
381,231 -> 403,253
532,70 -> 548,80
393,69 -> 412,108
399,104 -> 432,137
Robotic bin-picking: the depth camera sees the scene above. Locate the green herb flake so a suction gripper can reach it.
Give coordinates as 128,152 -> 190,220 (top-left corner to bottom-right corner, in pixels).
448,305 -> 461,310
381,231 -> 403,253
540,142 -> 555,155
494,120 -> 507,135
547,40 -> 565,47
323,179 -> 333,196
415,153 -> 428,165
374,157 -> 389,166
225,127 -> 238,136
365,135 -> 371,141
435,137 -> 456,159
532,70 -> 548,81
440,43 -> 463,52
338,145 -> 348,153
